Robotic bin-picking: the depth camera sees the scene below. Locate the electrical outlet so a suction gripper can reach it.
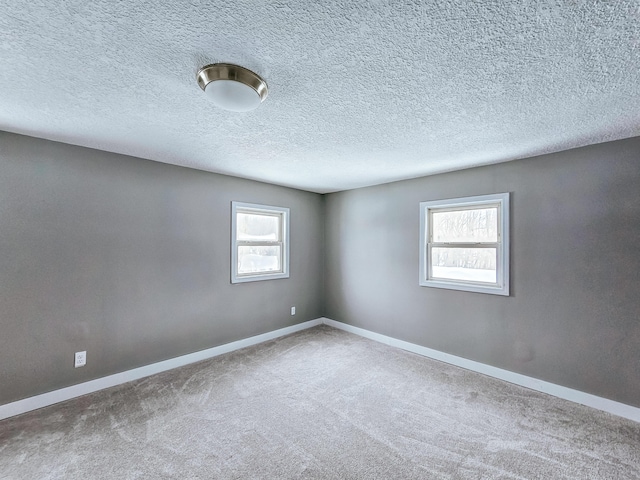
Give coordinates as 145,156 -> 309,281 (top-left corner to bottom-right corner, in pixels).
291,306 -> 296,315
74,351 -> 86,368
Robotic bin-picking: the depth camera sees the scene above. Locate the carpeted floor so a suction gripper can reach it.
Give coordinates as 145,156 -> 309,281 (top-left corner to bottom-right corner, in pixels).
1,325 -> 639,479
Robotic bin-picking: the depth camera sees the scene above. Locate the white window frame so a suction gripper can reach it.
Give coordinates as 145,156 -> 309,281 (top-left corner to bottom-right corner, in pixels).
231,201 -> 290,284
419,193 -> 510,296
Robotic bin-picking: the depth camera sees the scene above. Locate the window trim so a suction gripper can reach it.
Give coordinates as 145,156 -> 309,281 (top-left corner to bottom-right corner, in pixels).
231,201 -> 290,284
419,193 -> 510,296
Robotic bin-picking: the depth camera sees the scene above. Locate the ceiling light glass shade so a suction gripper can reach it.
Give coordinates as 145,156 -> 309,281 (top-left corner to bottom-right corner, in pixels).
204,80 -> 262,112
197,64 -> 268,112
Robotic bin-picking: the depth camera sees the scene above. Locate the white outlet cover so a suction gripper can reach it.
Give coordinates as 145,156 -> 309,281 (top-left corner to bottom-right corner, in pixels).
291,307 -> 296,315
74,351 -> 87,368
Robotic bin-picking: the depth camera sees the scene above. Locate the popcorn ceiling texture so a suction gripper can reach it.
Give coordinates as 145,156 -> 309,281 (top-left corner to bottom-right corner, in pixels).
0,1 -> 639,192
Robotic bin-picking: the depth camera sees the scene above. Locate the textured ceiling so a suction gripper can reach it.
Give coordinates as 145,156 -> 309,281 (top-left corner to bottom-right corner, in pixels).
1,1 -> 639,193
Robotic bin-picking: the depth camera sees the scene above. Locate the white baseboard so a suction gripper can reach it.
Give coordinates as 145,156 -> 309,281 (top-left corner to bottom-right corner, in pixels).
4,317 -> 638,424
321,318 -> 640,424
0,318 -> 323,421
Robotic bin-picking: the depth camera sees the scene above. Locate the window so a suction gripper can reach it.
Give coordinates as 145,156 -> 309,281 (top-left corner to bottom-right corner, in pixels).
419,193 -> 510,295
231,202 -> 290,283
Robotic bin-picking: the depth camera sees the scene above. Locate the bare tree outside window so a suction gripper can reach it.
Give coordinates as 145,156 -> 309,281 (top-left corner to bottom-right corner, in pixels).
431,207 -> 498,282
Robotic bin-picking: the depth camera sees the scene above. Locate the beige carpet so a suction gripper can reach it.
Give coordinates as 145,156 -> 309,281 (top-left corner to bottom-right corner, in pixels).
1,325 -> 639,479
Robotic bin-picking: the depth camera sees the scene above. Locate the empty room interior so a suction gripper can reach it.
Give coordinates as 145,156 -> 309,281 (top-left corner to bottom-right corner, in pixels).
1,1 -> 639,479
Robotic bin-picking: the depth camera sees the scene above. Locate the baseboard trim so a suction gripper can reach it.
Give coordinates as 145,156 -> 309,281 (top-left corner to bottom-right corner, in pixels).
5,317 -> 638,424
0,318 -> 323,421
321,318 -> 640,423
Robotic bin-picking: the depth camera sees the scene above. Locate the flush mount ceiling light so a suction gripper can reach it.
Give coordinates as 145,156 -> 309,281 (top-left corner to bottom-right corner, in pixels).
196,63 -> 268,112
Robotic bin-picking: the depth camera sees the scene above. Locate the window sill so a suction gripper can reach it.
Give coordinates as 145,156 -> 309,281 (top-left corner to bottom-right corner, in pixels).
419,278 -> 509,296
232,272 -> 290,284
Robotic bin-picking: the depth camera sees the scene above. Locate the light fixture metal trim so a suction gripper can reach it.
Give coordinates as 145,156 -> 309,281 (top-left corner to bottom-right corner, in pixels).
196,63 -> 268,102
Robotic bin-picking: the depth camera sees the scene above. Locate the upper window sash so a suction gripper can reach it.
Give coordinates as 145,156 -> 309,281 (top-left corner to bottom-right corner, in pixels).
428,202 -> 502,246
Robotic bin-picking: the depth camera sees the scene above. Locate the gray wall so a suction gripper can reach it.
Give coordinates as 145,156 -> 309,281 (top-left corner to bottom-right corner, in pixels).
0,131 -> 325,405
3,129 -> 640,410
325,137 -> 640,408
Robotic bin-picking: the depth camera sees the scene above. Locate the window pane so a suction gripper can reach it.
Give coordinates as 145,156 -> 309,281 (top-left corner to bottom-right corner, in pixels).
237,213 -> 280,241
238,245 -> 281,274
431,247 -> 497,283
432,207 -> 498,243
